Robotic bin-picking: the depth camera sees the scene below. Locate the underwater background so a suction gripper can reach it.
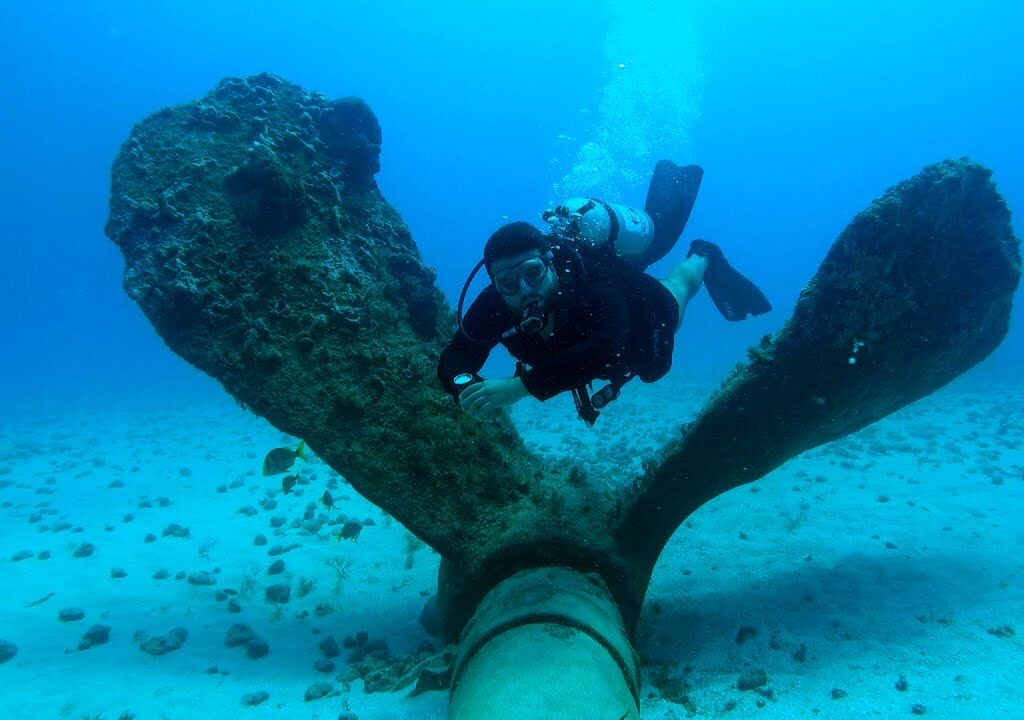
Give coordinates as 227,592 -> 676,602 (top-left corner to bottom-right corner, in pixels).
1,1 -> 1022,719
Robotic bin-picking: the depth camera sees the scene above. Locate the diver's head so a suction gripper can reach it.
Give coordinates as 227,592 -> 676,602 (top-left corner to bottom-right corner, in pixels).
484,222 -> 559,321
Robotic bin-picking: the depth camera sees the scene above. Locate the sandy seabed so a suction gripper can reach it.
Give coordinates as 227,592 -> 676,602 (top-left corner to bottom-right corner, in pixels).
1,374 -> 1021,720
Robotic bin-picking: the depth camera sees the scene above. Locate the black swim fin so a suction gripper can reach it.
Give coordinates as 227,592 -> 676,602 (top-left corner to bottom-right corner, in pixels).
641,160 -> 704,268
687,239 -> 772,321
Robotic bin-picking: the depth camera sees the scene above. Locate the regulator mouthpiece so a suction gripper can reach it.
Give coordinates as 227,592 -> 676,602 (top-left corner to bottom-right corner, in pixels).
519,301 -> 545,334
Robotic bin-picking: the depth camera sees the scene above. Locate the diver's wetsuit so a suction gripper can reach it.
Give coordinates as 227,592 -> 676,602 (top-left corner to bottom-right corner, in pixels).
437,246 -> 679,402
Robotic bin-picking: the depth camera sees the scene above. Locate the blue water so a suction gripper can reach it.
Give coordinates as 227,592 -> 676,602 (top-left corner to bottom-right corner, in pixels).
1,1 -> 1021,413
1,3 -> 1023,717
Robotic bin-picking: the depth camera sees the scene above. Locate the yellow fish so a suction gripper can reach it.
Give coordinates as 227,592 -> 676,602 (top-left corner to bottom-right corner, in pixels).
262,440 -> 307,476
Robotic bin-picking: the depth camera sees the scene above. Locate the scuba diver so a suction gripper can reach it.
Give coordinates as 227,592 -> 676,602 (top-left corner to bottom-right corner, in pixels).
436,160 -> 772,426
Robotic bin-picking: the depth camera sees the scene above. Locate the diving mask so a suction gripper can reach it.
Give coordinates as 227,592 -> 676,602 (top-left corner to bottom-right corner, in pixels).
493,256 -> 549,296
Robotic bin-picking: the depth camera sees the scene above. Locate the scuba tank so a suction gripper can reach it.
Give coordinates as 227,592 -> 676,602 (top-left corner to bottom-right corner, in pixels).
542,198 -> 655,268
543,161 -> 704,271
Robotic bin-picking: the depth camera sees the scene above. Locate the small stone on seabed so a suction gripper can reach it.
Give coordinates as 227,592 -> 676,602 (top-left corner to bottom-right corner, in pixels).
911,704 -> 927,715
737,668 -> 767,690
225,624 -> 257,647
246,638 -> 270,659
163,523 -> 190,538
265,583 -> 290,604
58,608 -> 85,622
319,635 -> 340,658
78,624 -> 111,651
139,627 -> 188,655
241,691 -> 270,706
304,682 -> 338,701
735,625 -> 757,644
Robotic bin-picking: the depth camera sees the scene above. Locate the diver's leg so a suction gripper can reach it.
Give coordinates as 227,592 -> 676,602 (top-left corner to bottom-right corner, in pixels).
660,254 -> 708,331
643,161 -> 704,267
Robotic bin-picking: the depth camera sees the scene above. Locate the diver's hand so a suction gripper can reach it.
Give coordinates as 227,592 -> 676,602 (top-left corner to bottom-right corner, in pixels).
459,377 -> 530,418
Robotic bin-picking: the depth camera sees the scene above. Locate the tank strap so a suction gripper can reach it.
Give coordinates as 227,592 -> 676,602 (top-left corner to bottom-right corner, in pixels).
597,200 -> 620,250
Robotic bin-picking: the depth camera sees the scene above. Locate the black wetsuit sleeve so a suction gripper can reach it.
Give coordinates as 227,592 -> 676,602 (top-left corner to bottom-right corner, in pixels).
520,282 -> 630,401
437,287 -> 507,399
